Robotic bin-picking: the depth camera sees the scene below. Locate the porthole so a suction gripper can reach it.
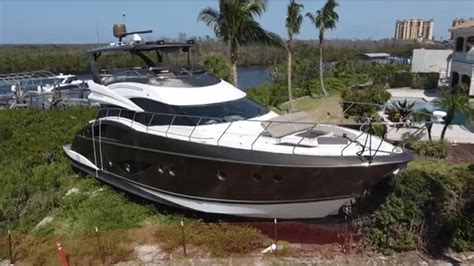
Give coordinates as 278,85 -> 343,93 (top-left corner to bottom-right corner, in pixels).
169,167 -> 176,177
124,163 -> 131,173
217,170 -> 226,181
251,173 -> 262,182
273,175 -> 283,183
158,165 -> 165,174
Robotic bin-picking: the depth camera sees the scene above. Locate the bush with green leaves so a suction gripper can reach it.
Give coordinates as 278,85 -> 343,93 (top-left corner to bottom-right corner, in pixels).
201,53 -> 233,83
354,166 -> 473,253
246,83 -> 288,108
389,72 -> 440,89
341,84 -> 391,120
0,109 -> 96,233
406,140 -> 449,158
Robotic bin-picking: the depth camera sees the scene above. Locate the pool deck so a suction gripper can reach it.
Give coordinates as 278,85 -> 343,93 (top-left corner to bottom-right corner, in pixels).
387,88 -> 440,102
387,88 -> 474,144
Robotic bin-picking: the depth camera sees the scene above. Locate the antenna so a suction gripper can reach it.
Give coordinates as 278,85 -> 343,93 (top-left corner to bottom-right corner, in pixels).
96,22 -> 101,45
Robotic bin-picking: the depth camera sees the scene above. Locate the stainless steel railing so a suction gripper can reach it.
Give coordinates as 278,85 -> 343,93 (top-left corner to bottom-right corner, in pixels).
95,108 -> 412,162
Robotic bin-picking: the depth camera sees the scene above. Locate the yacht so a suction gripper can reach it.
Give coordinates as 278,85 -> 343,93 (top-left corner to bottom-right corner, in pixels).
64,26 -> 413,219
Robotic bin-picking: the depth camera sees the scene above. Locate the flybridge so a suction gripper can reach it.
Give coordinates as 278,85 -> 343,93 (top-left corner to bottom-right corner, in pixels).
87,23 -> 195,55
87,24 -> 197,84
86,41 -> 195,55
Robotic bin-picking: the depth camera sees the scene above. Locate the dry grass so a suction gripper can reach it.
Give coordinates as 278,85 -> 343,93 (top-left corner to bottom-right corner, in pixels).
4,230 -> 134,265
1,222 -> 268,264
154,222 -> 268,257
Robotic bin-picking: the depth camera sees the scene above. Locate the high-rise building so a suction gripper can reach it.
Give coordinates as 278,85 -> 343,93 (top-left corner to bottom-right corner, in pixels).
451,18 -> 474,39
394,19 -> 434,41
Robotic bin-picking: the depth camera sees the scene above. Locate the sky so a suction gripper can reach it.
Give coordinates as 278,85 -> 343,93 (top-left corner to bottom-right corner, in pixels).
0,0 -> 473,44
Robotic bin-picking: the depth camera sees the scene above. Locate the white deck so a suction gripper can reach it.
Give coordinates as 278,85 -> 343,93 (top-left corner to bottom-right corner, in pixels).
96,115 -> 398,159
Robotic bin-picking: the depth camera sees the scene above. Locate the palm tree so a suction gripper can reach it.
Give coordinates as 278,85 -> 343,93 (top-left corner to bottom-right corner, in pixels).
198,0 -> 281,86
435,84 -> 472,140
285,0 -> 304,106
306,0 -> 339,97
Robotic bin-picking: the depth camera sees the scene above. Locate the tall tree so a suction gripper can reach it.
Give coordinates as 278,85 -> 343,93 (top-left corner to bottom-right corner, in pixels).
285,0 -> 304,107
306,0 -> 339,97
435,84 -> 472,140
198,0 -> 282,86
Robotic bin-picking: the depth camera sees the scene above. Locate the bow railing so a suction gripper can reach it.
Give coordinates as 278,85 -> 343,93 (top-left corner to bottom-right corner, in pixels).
95,108 -> 415,162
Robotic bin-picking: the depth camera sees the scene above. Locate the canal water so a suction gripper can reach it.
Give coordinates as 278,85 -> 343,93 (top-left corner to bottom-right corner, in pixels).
237,65 -> 272,90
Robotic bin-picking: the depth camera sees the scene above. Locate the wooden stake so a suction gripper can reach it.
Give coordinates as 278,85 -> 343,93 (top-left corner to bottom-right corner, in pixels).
7,230 -> 13,264
180,221 -> 187,257
95,227 -> 104,264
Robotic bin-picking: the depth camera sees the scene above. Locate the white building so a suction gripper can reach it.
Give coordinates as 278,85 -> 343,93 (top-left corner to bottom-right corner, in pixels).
449,20 -> 474,96
411,49 -> 452,80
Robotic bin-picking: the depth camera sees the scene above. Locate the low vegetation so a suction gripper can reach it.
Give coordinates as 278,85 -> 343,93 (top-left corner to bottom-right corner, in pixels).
0,40 -> 443,75
155,222 -> 267,256
389,72 -> 440,90
406,140 -> 449,159
0,109 -> 269,263
354,162 -> 473,254
340,84 -> 391,121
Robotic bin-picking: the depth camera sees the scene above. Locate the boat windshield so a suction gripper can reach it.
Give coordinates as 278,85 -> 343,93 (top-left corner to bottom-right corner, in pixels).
130,97 -> 269,125
101,67 -> 221,87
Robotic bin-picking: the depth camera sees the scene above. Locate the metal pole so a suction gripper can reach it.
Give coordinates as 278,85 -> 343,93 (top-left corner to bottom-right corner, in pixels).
8,230 -> 13,264
95,227 -> 104,264
180,221 -> 187,257
274,218 -> 277,254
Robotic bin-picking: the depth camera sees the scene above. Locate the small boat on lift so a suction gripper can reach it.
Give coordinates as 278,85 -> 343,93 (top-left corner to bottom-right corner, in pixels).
64,25 -> 413,219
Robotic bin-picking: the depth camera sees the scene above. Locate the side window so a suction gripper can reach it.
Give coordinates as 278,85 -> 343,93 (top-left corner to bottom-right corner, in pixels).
102,124 -> 128,141
130,98 -> 194,126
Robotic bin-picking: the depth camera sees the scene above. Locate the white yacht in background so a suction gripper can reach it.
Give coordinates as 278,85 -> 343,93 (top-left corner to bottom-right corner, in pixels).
0,71 -> 88,109
64,25 -> 413,219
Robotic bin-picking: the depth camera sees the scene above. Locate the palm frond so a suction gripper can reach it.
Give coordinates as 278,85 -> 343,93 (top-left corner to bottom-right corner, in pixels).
286,0 -> 304,36
246,0 -> 268,17
306,12 -> 317,25
197,8 -> 220,36
239,19 -> 283,47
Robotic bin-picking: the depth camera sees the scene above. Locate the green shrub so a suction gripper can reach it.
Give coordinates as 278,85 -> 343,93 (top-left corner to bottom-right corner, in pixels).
246,84 -> 287,108
406,140 -> 448,158
390,72 -> 440,90
201,53 -> 233,83
341,84 -> 391,120
411,73 -> 439,90
468,164 -> 474,172
0,109 -> 96,233
355,166 -> 473,253
389,72 -> 412,88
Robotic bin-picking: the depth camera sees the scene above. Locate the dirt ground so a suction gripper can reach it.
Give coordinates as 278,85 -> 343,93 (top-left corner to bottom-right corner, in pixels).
447,143 -> 474,163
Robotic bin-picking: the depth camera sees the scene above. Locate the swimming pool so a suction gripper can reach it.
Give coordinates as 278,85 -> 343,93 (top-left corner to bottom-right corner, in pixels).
388,97 -> 472,128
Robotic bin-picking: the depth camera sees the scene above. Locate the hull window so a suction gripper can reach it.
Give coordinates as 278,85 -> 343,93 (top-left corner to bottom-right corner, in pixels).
118,161 -> 152,175
273,175 -> 283,183
169,167 -> 176,177
217,170 -> 227,181
251,173 -> 262,182
157,165 -> 165,174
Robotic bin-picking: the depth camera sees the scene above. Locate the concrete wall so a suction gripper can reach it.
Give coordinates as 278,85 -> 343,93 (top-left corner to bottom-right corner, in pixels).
411,49 -> 452,77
